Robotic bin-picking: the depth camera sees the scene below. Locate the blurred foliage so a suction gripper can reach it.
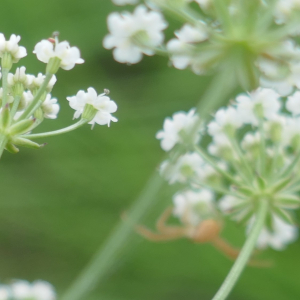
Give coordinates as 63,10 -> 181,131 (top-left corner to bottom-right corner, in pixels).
0,1 -> 299,299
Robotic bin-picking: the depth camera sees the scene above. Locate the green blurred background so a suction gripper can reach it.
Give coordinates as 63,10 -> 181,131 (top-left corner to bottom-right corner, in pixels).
0,1 -> 299,299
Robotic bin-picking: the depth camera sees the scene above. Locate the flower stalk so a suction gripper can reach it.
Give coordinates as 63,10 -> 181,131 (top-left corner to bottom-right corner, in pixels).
17,72 -> 53,121
212,199 -> 269,300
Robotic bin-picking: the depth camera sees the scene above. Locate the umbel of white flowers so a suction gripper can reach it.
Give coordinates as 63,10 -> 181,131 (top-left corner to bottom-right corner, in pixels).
0,33 -> 118,158
105,0 -> 300,91
157,87 -> 300,250
0,279 -> 56,300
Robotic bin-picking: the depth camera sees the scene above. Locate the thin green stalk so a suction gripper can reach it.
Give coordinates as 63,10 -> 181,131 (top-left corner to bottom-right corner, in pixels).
24,119 -> 87,139
280,150 -> 300,179
258,119 -> 266,176
61,172 -> 165,300
227,135 -> 254,185
0,133 -> 8,158
191,179 -> 247,199
2,68 -> 9,108
212,199 -> 268,300
17,73 -> 53,121
195,145 -> 241,186
10,95 -> 22,122
61,65 -> 237,300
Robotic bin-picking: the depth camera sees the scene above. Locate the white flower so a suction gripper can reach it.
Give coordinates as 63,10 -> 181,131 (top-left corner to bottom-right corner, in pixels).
282,117 -> 300,148
167,24 -> 208,71
112,0 -> 139,5
241,132 -> 261,150
103,5 -> 167,64
236,88 -> 281,125
11,281 -> 32,299
31,281 -> 56,300
173,189 -> 215,225
7,67 -> 32,88
41,94 -> 60,119
11,280 -> 56,300
156,108 -> 200,151
29,73 -> 57,92
260,63 -> 300,96
251,216 -> 298,250
208,134 -> 232,157
33,40 -> 84,70
207,107 -> 242,137
275,0 -> 300,23
286,90 -> 300,116
67,88 -> 118,127
0,286 -> 9,300
160,152 -> 204,184
0,33 -> 27,62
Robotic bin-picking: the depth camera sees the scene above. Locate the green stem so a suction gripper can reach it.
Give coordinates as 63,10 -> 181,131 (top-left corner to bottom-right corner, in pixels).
280,150 -> 300,179
60,172 -> 165,300
227,135 -> 254,185
61,65 -> 237,300
212,199 -> 268,300
10,95 -> 22,122
191,179 -> 247,199
195,145 -> 241,186
0,133 -> 8,159
2,68 -> 9,108
17,73 -> 53,121
23,119 -> 87,139
258,119 -> 266,176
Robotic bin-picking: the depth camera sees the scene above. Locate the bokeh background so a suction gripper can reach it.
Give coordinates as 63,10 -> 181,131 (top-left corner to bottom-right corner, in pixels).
0,1 -> 299,299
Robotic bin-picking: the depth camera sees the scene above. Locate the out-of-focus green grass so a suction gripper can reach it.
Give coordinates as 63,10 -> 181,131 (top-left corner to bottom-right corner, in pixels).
0,1 -> 299,299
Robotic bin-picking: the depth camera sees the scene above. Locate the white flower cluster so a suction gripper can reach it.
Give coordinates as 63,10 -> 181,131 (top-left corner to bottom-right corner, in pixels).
0,280 -> 55,300
105,1 -> 300,92
158,87 -> 300,250
0,32 -> 118,155
156,108 -> 200,151
103,5 -> 167,63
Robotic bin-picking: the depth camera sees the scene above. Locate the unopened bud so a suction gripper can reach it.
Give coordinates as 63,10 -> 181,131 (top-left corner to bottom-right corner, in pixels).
12,137 -> 43,149
9,118 -> 35,136
5,143 -> 19,154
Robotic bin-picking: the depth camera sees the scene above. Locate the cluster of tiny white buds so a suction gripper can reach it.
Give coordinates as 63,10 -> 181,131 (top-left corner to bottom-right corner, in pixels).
28,73 -> 57,92
0,34 -> 27,64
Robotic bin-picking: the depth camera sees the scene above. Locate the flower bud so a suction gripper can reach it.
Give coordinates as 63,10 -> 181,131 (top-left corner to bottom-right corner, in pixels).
9,119 -> 35,136
12,137 -> 44,149
5,142 -> 19,153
